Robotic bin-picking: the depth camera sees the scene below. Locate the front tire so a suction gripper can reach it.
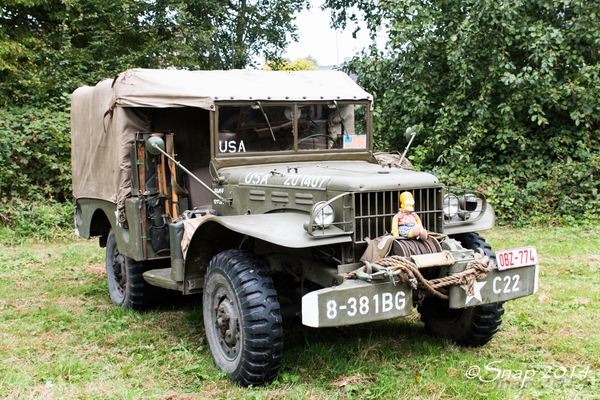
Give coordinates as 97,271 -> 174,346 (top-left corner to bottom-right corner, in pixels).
452,232 -> 494,258
418,232 -> 504,347
203,249 -> 283,386
418,297 -> 505,346
105,229 -> 153,310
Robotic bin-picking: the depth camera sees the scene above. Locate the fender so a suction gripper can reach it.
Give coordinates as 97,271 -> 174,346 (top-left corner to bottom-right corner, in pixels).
182,212 -> 353,289
443,205 -> 496,236
186,212 -> 352,255
75,197 -> 144,259
74,198 -> 115,239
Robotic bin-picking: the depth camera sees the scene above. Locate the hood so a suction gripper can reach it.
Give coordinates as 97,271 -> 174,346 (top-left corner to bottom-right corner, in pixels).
220,160 -> 440,192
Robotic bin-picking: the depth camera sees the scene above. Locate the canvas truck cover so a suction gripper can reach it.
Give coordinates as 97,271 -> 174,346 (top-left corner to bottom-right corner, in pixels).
71,68 -> 372,222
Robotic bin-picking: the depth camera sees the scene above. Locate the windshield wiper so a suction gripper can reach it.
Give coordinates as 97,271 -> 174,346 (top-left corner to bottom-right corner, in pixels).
256,101 -> 276,141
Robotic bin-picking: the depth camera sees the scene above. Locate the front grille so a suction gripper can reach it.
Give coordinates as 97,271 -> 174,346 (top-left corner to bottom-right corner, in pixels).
353,188 -> 443,258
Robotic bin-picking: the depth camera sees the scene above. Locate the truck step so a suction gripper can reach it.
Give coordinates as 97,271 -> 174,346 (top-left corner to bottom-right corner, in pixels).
143,268 -> 181,291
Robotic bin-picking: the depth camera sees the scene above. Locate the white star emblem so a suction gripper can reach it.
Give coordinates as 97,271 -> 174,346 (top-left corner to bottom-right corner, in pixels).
461,280 -> 487,305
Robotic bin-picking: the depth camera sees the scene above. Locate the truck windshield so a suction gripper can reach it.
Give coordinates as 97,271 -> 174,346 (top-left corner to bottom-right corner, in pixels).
217,102 -> 368,154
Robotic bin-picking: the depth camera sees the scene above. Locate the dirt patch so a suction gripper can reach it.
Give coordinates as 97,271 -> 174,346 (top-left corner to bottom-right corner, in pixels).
86,264 -> 105,274
585,254 -> 600,264
158,394 -> 196,400
576,297 -> 592,307
331,373 -> 374,388
537,294 -> 551,304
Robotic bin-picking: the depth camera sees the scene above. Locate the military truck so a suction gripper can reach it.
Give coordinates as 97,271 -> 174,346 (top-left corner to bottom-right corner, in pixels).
71,69 -> 538,386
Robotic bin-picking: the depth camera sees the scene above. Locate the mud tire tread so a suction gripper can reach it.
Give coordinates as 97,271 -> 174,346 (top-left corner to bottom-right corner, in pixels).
418,232 -> 504,347
203,249 -> 283,386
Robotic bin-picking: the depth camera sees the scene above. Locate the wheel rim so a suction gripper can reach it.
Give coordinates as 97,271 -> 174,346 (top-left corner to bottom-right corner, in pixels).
111,248 -> 127,297
211,284 -> 241,361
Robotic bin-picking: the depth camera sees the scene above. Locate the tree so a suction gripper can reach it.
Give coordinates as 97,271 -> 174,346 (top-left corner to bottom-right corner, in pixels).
1,0 -> 149,105
0,0 -> 309,223
264,57 -> 318,71
0,0 -> 308,106
323,0 -> 600,223
170,0 -> 308,70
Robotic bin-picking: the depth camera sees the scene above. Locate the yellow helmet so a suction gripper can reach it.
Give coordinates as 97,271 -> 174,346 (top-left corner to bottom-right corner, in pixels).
399,191 -> 415,212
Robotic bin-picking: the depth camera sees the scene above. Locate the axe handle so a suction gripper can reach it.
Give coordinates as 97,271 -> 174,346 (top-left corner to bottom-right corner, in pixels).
153,133 -> 171,224
136,137 -> 148,260
166,133 -> 179,219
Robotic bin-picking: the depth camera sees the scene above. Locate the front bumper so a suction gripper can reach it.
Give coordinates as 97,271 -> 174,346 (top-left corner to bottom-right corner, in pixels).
301,255 -> 538,328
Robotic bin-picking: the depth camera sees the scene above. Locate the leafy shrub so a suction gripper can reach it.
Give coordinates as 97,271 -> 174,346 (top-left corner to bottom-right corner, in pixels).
423,150 -> 600,226
0,105 -> 71,202
338,0 -> 600,226
0,198 -> 73,242
0,106 -> 73,240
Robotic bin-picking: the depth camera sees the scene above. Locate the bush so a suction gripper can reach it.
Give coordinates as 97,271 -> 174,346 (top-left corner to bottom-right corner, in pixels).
421,151 -> 600,226
0,198 -> 73,242
336,0 -> 600,226
0,105 -> 72,203
0,105 -> 73,241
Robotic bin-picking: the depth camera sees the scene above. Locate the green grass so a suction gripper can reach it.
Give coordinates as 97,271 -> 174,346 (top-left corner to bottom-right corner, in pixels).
0,227 -> 598,399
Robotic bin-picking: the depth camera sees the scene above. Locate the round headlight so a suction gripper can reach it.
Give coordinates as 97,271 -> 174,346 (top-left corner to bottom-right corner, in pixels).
443,194 -> 460,218
313,202 -> 335,228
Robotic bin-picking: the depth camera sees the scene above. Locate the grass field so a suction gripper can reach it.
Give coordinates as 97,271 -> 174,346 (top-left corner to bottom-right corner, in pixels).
0,226 -> 598,399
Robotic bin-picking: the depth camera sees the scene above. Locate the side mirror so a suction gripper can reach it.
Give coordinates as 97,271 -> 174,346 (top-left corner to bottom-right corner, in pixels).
404,127 -> 416,142
398,127 -> 418,167
146,135 -> 165,155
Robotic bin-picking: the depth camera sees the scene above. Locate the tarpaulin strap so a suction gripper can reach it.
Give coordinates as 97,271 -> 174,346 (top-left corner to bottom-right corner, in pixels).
102,100 -> 117,133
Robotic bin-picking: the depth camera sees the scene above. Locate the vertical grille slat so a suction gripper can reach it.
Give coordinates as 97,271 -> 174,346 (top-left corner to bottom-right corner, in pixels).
353,188 -> 443,260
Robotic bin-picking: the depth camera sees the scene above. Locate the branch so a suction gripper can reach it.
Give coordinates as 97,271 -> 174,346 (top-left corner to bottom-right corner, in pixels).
0,212 -> 12,224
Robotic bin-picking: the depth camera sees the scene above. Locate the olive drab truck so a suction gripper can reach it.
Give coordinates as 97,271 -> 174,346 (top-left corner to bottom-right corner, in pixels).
71,69 -> 539,386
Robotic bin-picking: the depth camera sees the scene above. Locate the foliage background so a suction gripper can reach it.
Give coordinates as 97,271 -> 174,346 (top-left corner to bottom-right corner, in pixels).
2,0 -> 600,237
326,0 -> 600,225
0,0 -> 307,236
1,4 -> 597,397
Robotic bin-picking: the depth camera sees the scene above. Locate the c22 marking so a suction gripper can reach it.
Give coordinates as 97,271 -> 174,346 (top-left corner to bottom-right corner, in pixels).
493,274 -> 520,294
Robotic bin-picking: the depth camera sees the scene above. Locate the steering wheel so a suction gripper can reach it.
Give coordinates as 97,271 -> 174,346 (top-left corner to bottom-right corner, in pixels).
298,134 -> 336,145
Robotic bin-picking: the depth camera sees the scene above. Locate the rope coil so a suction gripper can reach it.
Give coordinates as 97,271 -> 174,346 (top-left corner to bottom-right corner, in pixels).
345,253 -> 492,300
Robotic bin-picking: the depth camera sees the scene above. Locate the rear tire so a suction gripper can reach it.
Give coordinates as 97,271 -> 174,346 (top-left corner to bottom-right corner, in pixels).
105,229 -> 153,310
203,249 -> 283,386
418,232 -> 504,347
